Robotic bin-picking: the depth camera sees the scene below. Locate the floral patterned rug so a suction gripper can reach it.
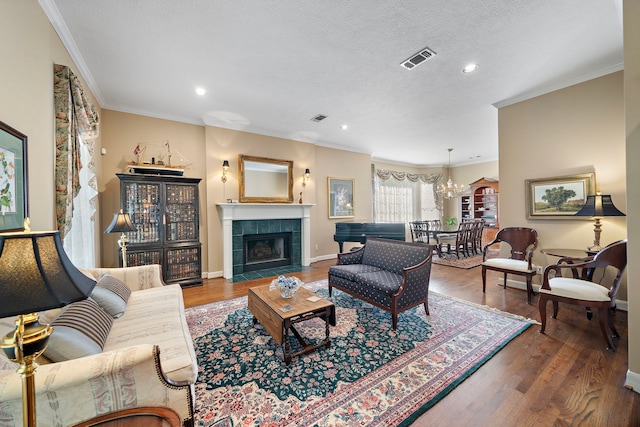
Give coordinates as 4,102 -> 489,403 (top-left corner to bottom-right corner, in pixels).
186,280 -> 532,426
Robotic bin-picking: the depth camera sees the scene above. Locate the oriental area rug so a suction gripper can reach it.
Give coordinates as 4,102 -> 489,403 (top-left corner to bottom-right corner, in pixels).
432,248 -> 500,269
185,280 -> 532,427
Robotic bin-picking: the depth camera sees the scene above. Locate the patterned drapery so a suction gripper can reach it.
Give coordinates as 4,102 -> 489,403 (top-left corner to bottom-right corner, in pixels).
373,168 -> 444,219
53,64 -> 99,239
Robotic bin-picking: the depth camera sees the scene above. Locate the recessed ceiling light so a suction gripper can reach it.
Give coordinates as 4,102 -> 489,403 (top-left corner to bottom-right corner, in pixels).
462,64 -> 479,73
341,124 -> 349,130
195,87 -> 206,96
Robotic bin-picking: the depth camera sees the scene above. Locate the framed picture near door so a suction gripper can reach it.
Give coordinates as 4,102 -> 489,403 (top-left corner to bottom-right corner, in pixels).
0,121 -> 28,232
328,177 -> 354,219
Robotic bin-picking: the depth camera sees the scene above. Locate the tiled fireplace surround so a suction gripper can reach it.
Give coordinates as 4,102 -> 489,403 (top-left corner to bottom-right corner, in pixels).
216,203 -> 313,279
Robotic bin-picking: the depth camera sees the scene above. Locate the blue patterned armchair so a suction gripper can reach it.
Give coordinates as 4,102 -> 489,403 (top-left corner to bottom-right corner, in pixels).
328,238 -> 433,329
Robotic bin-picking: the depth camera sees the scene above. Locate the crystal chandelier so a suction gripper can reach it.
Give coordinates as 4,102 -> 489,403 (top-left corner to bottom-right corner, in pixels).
436,148 -> 465,199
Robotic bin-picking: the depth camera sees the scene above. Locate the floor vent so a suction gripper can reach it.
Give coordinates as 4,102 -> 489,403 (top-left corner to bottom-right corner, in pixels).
311,114 -> 328,122
401,47 -> 436,70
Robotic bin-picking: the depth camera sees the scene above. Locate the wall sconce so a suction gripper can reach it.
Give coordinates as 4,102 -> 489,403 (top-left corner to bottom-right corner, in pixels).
574,193 -> 626,251
104,210 -> 137,267
302,168 -> 310,187
221,160 -> 230,183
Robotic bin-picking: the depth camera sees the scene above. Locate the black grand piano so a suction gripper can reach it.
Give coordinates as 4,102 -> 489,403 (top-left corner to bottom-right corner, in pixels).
333,222 -> 406,252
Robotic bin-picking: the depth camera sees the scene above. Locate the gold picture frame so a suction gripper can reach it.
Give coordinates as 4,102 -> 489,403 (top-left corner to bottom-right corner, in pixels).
525,172 -> 596,219
328,177 -> 354,218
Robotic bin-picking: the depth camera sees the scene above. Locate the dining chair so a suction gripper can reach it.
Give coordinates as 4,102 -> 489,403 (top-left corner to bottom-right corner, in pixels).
409,220 -> 430,243
472,220 -> 485,255
538,239 -> 627,350
481,227 -> 538,304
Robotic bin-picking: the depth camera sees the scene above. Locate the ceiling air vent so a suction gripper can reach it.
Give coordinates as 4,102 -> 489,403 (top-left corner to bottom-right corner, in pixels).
400,47 -> 436,70
311,114 -> 328,122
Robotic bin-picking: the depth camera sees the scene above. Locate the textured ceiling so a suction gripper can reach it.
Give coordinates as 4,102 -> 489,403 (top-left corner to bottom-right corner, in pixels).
41,0 -> 623,166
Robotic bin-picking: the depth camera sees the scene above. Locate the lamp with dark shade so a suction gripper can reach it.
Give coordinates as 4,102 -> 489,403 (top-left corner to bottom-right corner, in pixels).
0,230 -> 97,427
574,194 -> 626,251
104,210 -> 137,267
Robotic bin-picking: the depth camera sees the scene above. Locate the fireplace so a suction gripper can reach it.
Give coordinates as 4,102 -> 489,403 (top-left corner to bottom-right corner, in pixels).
243,232 -> 292,272
216,203 -> 313,279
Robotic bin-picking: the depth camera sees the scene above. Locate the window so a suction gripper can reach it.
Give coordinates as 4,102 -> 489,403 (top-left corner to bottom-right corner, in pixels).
373,168 -> 441,223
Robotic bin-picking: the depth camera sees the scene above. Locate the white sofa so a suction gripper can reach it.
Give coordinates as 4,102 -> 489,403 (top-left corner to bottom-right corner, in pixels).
0,264 -> 197,427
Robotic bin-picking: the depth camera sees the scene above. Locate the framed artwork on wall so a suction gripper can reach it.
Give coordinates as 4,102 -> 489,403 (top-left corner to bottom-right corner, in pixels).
525,172 -> 595,219
0,121 -> 28,232
328,177 -> 354,219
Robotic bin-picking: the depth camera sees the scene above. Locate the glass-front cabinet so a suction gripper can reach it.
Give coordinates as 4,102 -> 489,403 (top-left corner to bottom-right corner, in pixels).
117,173 -> 202,287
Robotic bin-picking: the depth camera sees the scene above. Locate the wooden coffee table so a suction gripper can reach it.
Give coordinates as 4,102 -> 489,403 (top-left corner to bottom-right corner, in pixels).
247,284 -> 336,364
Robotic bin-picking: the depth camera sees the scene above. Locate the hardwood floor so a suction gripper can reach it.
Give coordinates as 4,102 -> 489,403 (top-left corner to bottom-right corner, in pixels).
182,260 -> 640,427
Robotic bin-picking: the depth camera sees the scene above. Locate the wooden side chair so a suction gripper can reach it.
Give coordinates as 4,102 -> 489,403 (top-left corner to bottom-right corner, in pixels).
481,227 -> 538,304
472,219 -> 485,254
538,239 -> 627,350
409,220 -> 430,243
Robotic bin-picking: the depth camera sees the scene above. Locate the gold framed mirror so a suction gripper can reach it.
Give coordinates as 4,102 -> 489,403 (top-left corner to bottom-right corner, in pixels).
239,155 -> 294,203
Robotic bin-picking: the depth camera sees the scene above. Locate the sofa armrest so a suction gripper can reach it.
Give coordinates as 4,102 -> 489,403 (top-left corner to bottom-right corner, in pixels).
82,264 -> 166,291
398,253 -> 433,304
0,344 -> 193,427
336,247 -> 364,265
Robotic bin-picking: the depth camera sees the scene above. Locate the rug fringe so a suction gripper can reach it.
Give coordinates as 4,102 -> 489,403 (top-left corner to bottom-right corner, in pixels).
430,290 -> 542,325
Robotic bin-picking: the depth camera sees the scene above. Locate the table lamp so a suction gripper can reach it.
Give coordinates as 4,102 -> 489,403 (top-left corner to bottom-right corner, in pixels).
0,230 -> 97,427
574,193 -> 625,251
104,210 -> 136,267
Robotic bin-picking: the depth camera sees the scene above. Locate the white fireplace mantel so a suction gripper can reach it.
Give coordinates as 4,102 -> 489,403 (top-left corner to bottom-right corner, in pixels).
216,203 -> 314,279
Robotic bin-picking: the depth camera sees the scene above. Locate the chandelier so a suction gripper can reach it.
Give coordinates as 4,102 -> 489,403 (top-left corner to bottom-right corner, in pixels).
436,148 -> 465,199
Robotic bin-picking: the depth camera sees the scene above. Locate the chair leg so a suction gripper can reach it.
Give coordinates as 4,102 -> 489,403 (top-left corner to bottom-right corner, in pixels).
609,306 -> 620,338
552,301 -> 559,318
502,272 -> 507,289
538,296 -> 547,334
598,307 -> 616,351
392,313 -> 398,330
526,277 -> 533,305
482,267 -> 487,293
423,300 -> 429,316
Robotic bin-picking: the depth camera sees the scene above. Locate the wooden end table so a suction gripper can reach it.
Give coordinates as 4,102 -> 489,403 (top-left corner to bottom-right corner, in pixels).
248,284 -> 336,364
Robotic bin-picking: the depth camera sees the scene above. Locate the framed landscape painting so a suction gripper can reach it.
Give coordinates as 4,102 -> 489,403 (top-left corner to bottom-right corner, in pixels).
328,177 -> 354,219
0,121 -> 28,231
525,173 -> 595,219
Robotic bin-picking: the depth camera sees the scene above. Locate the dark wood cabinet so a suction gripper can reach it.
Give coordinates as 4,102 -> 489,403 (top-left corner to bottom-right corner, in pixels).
117,173 -> 202,287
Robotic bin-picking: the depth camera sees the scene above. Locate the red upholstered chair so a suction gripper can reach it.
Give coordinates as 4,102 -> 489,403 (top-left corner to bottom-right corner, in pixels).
538,239 -> 627,350
481,227 -> 538,304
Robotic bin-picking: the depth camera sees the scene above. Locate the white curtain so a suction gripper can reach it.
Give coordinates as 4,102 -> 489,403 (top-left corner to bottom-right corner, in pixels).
63,135 -> 98,268
373,168 -> 442,223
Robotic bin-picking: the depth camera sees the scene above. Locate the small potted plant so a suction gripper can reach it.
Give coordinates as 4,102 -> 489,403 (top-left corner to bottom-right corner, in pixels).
445,216 -> 458,231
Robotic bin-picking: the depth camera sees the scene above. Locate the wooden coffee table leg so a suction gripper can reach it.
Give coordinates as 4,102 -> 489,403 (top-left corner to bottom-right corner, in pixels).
283,320 -> 292,365
324,308 -> 331,348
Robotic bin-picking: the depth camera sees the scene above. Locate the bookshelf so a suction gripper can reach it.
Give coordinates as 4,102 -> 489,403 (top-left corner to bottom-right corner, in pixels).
461,177 -> 499,242
117,173 -> 202,287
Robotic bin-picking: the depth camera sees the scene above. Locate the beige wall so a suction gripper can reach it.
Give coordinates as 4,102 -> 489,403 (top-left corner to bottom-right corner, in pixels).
0,0 -> 102,242
498,71 -> 626,282
624,0 -> 640,390
99,110 -> 207,268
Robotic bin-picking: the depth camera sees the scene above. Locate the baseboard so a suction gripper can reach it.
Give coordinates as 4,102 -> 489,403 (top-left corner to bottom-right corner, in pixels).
206,270 -> 223,279
625,370 -> 640,394
312,254 -> 338,263
502,279 -> 628,311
